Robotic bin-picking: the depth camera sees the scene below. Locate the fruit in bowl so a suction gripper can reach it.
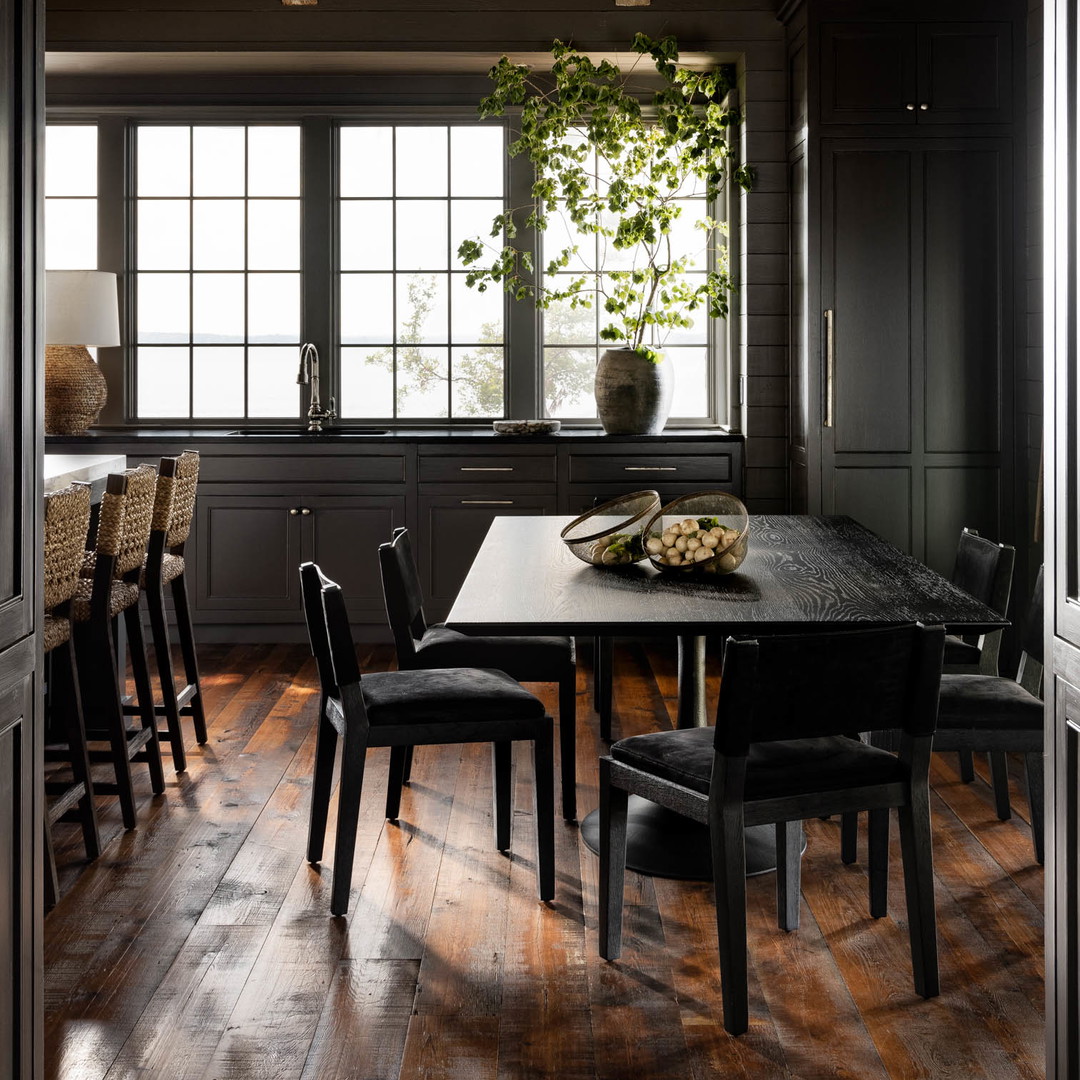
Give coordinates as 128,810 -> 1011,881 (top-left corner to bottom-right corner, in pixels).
643,493 -> 750,575
560,490 -> 661,567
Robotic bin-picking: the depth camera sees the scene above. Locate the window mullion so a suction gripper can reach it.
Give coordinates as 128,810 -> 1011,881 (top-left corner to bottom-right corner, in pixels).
302,116 -> 335,419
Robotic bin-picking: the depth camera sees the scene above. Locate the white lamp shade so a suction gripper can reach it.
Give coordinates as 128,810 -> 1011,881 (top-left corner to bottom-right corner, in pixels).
45,270 -> 121,347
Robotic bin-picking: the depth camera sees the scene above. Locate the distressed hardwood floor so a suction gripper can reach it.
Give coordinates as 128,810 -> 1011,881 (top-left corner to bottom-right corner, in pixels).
44,641 -> 1045,1080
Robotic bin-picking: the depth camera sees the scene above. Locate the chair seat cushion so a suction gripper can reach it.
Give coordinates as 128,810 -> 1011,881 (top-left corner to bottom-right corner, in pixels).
360,667 -> 546,726
43,613 -> 71,653
140,552 -> 185,586
415,625 -> 574,681
610,727 -> 904,800
943,634 -> 982,669
937,674 -> 1043,731
71,578 -> 140,621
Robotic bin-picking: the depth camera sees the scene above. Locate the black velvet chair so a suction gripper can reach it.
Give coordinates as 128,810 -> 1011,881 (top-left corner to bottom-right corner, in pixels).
379,526 -> 579,820
933,567 -> 1044,863
301,561 -> 556,917
598,623 -> 945,1037
941,528 -> 1016,807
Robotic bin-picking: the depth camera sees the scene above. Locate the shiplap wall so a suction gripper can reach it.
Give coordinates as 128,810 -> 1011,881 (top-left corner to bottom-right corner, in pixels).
45,0 -> 790,512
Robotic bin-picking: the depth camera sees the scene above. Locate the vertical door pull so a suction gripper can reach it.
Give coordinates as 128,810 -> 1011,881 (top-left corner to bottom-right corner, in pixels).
823,309 -> 835,428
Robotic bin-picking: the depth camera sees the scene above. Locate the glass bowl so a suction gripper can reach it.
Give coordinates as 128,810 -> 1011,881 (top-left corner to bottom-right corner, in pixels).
560,490 -> 662,567
642,491 -> 750,575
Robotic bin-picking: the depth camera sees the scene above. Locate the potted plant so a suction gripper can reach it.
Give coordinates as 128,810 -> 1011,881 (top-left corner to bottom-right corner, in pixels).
458,33 -> 753,434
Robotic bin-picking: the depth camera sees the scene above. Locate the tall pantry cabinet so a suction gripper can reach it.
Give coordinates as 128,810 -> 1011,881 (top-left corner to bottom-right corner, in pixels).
784,1 -> 1026,578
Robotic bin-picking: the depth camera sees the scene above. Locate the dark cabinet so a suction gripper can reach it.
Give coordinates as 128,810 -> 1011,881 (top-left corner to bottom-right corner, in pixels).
195,491 -> 405,626
820,21 -> 1012,126
819,138 -> 1012,571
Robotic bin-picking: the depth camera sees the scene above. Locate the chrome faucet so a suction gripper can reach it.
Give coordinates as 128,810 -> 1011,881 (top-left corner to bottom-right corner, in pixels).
297,342 -> 336,432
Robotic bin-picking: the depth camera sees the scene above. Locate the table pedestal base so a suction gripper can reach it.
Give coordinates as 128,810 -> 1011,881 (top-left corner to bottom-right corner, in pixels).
579,797 -> 794,880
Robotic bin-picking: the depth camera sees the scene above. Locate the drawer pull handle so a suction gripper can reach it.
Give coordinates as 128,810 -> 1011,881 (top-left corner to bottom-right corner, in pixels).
289,508 -> 299,516
460,499 -> 515,506
624,466 -> 677,472
300,507 -> 312,516
460,466 -> 514,472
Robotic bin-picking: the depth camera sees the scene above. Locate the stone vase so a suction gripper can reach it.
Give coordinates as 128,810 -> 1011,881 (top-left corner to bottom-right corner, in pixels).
594,347 -> 673,435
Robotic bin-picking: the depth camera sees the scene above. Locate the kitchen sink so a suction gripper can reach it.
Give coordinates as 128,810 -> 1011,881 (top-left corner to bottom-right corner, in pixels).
226,425 -> 389,436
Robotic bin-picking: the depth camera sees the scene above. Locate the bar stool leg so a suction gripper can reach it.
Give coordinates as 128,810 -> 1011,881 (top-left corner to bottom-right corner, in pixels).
123,604 -> 167,794
144,577 -> 187,772
170,570 -> 207,744
54,634 -> 100,860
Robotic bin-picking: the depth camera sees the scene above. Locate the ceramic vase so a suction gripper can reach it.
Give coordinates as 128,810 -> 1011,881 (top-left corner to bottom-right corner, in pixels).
594,347 -> 673,435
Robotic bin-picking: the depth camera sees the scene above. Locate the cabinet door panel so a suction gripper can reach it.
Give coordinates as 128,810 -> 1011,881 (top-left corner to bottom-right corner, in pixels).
924,147 -> 1007,454
828,148 -> 912,453
196,496 -> 301,613
924,466 -> 1000,577
419,494 -> 559,620
832,468 -> 911,554
820,23 -> 917,125
305,496 -> 405,621
919,23 -> 1012,125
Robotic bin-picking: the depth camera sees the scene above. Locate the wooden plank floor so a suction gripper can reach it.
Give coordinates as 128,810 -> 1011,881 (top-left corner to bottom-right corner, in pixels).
44,641 -> 1046,1080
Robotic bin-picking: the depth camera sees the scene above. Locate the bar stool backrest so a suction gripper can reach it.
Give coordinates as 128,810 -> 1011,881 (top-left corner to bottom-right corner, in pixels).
43,482 -> 91,611
162,450 -> 200,550
96,464 -> 158,578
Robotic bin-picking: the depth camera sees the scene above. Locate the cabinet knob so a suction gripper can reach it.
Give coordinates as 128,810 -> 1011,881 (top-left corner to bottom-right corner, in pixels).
919,103 -> 929,111
906,103 -> 916,111
300,507 -> 312,516
289,508 -> 299,516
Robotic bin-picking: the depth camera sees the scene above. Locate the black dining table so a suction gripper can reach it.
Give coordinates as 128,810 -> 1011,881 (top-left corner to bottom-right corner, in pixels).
446,514 -> 1007,878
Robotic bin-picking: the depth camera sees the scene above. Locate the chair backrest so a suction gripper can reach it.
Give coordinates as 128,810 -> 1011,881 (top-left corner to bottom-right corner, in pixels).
951,527 -> 1015,617
161,450 -> 200,549
378,526 -> 427,667
713,623 -> 945,758
1021,566 -> 1044,666
95,464 -> 158,579
300,561 -> 340,700
43,482 -> 91,611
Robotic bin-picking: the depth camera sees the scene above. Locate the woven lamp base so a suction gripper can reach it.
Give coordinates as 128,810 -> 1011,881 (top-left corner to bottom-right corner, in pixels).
45,344 -> 108,435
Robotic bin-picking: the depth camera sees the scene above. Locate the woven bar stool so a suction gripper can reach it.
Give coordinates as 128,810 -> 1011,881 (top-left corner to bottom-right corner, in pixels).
137,450 -> 207,771
42,482 -> 100,909
71,464 -> 166,829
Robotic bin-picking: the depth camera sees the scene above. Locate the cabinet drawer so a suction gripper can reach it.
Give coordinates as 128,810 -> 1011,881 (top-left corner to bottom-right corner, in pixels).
419,453 -> 556,484
200,453 -> 407,485
565,449 -> 733,486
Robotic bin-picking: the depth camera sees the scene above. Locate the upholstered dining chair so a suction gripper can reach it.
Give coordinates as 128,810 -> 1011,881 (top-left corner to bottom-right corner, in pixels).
42,482 -> 99,908
70,465 -> 165,829
378,526 -> 580,820
301,561 -> 555,917
138,450 -> 207,771
598,622 -> 945,1036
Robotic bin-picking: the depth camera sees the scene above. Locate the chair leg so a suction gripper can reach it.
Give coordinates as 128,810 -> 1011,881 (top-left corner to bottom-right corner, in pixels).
598,757 -> 628,960
840,811 -> 858,863
596,636 -> 614,742
897,784 -> 939,999
1025,751 -> 1045,865
989,751 -> 1012,820
533,724 -> 555,902
43,820 -> 59,912
775,819 -> 802,931
144,577 -> 186,772
958,750 -> 975,783
385,746 -> 408,822
492,741 -> 512,852
76,622 -> 138,830
868,807 -> 890,918
711,801 -> 749,1037
401,745 -> 414,785
558,668 -> 577,821
307,697 -> 337,864
331,731 -> 367,918
170,570 -> 208,744
123,605 -> 166,796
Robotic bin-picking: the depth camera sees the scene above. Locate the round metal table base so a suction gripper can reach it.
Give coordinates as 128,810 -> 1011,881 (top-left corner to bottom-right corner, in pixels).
579,796 -> 803,880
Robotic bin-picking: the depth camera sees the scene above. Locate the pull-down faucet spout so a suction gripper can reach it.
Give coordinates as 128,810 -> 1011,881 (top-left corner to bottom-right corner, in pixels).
297,342 -> 336,432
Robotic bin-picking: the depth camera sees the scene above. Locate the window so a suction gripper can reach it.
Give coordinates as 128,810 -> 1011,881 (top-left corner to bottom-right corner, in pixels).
45,113 -> 734,428
134,124 -> 302,419
338,124 -> 506,420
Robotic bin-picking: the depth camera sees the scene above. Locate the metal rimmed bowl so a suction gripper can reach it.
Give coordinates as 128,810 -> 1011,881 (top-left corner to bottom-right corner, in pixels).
560,490 -> 662,567
643,491 -> 750,575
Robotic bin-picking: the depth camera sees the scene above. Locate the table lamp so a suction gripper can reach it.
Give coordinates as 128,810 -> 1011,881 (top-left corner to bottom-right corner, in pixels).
44,269 -> 120,435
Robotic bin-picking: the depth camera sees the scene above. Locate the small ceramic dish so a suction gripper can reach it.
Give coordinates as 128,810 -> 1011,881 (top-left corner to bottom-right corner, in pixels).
560,490 -> 662,566
642,491 -> 750,575
492,419 -> 561,435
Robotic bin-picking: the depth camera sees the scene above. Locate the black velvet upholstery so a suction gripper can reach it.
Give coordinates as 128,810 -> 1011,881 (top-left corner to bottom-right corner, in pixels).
951,529 -> 1006,609
943,635 -> 981,667
611,726 -> 904,800
418,625 -> 574,680
937,674 -> 1043,731
361,667 -> 546,725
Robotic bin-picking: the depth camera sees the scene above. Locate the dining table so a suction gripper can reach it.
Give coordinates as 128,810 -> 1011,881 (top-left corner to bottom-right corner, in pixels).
446,513 -> 1007,879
